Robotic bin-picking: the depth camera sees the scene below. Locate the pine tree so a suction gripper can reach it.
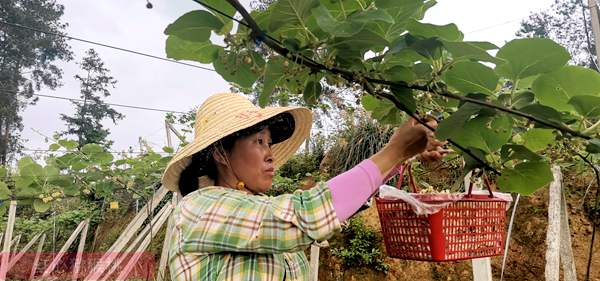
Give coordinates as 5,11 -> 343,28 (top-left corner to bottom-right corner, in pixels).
60,49 -> 123,148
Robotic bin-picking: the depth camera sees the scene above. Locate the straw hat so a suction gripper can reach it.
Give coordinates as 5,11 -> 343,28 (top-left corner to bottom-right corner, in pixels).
161,93 -> 312,192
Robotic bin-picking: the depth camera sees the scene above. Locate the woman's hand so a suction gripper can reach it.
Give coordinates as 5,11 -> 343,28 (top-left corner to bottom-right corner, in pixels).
370,118 -> 449,176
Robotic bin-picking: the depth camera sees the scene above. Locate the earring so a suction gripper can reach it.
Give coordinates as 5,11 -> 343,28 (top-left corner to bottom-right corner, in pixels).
237,181 -> 246,189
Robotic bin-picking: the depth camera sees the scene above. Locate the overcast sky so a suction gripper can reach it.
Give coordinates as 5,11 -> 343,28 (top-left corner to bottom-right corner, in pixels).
20,0 -> 555,155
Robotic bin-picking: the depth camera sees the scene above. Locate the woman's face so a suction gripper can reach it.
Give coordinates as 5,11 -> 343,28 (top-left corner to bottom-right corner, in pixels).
227,128 -> 275,193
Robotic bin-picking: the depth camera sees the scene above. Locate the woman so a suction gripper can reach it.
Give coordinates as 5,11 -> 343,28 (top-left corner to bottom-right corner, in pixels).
162,93 -> 446,281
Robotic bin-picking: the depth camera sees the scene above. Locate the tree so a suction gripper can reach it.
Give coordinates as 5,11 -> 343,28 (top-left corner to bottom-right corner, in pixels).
517,0 -> 598,70
60,49 -> 123,148
0,0 -> 73,164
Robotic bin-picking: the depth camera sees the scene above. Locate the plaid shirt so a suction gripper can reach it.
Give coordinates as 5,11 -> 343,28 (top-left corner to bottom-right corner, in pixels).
168,182 -> 341,281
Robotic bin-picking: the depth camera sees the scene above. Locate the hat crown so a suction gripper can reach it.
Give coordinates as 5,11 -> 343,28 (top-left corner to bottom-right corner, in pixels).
193,93 -> 257,140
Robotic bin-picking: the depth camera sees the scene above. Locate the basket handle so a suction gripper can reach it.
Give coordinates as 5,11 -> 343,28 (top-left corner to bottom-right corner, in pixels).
394,164 -> 419,193
465,173 -> 495,198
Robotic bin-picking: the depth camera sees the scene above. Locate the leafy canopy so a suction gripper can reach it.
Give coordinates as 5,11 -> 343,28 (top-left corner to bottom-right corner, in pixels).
162,0 -> 600,195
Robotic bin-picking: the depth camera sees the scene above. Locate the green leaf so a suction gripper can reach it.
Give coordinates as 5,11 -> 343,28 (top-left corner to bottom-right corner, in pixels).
14,175 -> 33,191
519,104 -> 563,126
568,95 -> 600,118
533,66 -> 600,112
260,57 -> 286,106
350,8 -> 394,24
498,161 -> 553,195
18,156 -> 35,170
586,138 -> 600,154
462,147 -> 487,173
391,87 -> 417,114
500,144 -> 542,162
376,0 -> 424,18
213,50 -> 258,89
521,129 -> 554,152
512,90 -> 535,109
58,140 -> 78,150
437,103 -> 482,140
82,143 -> 103,155
408,37 -> 443,60
441,41 -> 502,64
0,182 -> 10,200
92,152 -> 114,165
361,95 -> 405,125
332,29 -> 388,65
406,20 -> 463,41
443,61 -> 498,95
449,115 -> 511,152
495,38 -> 570,80
384,66 -> 417,83
164,10 -> 223,42
162,146 -> 174,153
19,161 -> 44,179
0,166 -> 6,178
49,143 -> 60,151
269,0 -> 318,32
201,0 -> 235,34
33,199 -> 51,213
165,36 -> 221,64
312,5 -> 362,37
302,80 -> 322,105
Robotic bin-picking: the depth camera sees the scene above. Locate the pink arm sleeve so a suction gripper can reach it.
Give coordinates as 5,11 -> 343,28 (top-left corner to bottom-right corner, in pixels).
327,159 -> 398,222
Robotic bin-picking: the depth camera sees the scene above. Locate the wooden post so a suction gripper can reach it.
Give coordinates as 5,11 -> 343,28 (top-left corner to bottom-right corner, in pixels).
7,232 -> 43,270
9,234 -> 21,260
500,193 -> 520,281
40,220 -> 87,278
72,219 -> 90,280
558,168 -> 578,281
545,166 -> 562,281
29,233 -> 46,280
115,203 -> 173,281
166,122 -> 184,141
588,0 -> 600,60
464,172 -> 493,281
157,194 -> 179,281
0,200 -> 17,281
86,186 -> 168,280
165,120 -> 173,149
310,244 -> 320,281
98,203 -> 172,281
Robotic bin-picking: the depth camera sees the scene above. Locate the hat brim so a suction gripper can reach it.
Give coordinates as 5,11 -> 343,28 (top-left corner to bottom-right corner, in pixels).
161,106 -> 312,192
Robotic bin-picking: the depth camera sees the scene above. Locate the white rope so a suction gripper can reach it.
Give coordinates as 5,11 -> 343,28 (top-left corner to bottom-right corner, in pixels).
500,193 -> 520,281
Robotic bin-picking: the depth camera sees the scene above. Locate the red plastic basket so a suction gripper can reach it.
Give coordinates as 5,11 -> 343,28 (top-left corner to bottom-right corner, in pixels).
375,165 -> 508,261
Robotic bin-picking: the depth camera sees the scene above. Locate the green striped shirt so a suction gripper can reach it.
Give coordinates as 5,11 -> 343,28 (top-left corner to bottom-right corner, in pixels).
168,182 -> 341,281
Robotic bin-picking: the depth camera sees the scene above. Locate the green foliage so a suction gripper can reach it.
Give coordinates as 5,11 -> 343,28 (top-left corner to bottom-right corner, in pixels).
164,0 -> 600,195
1,136 -> 171,213
324,114 -> 395,177
264,174 -> 297,196
331,217 -> 389,273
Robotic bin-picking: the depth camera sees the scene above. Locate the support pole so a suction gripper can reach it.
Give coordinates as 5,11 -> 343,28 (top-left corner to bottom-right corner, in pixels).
40,220 -> 87,278
85,186 -> 167,280
588,0 -> 600,61
72,219 -> 90,280
157,195 -> 179,281
0,200 -> 17,281
7,232 -> 43,270
545,166 -> 563,281
29,233 -> 46,280
464,172 -> 492,281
